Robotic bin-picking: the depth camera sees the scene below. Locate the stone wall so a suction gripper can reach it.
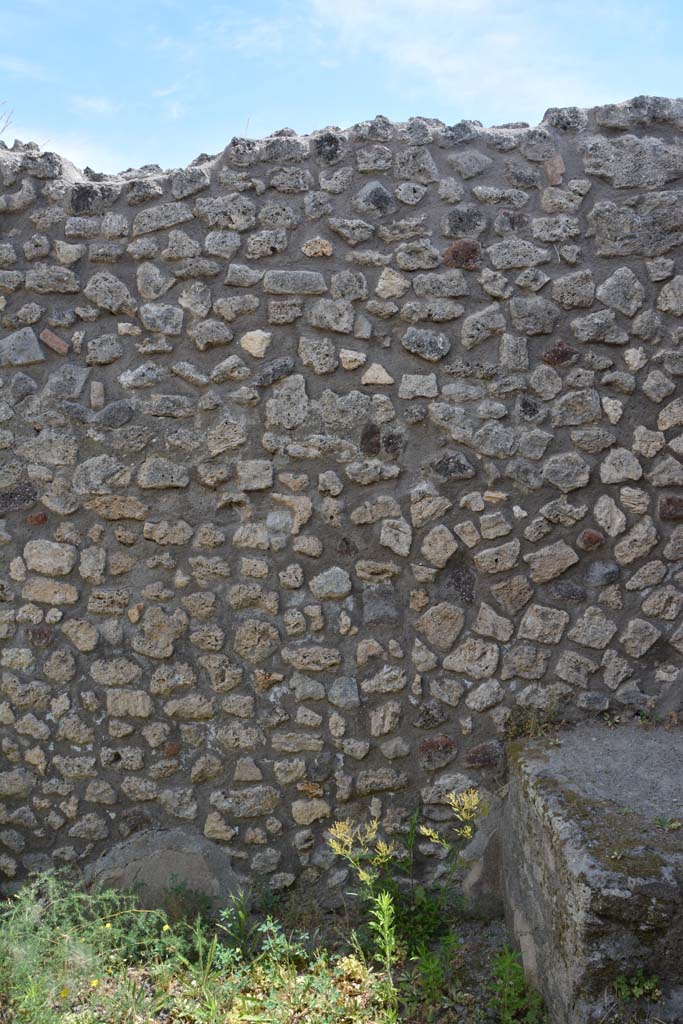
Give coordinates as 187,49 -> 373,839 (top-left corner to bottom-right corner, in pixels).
1,95 -> 682,891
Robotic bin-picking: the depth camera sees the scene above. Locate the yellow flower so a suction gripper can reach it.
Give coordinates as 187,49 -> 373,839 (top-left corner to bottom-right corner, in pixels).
419,825 -> 448,848
90,978 -> 99,988
162,923 -> 171,932
104,922 -> 112,929
59,988 -> 69,999
374,839 -> 396,862
328,819 -> 353,857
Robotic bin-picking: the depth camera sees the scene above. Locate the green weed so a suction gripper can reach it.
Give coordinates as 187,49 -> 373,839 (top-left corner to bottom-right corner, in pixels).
488,945 -> 547,1024
614,967 -> 662,1003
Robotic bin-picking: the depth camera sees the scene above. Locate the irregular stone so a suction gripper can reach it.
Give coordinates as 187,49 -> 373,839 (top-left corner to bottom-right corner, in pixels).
518,604 -> 569,643
84,829 -> 239,911
309,567 -> 352,600
443,638 -> 499,678
599,448 -> 642,483
460,304 -> 505,349
613,517 -> 659,565
401,326 -> 451,362
567,606 -> 618,649
542,453 -> 591,493
137,458 -> 189,489
26,265 -> 80,293
657,274 -> 683,315
23,540 -> 77,577
596,267 -> 644,316
473,539 -> 520,575
84,271 -> 136,314
523,541 -> 578,583
416,602 -> 465,651
0,327 -> 44,367
379,517 -> 413,557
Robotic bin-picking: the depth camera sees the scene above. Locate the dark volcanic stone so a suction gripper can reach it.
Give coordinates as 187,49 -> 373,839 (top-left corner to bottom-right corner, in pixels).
337,536 -> 358,558
96,401 -> 135,428
360,422 -> 381,456
309,752 -> 334,782
0,483 -> 37,514
315,133 -> 344,164
549,581 -> 587,603
442,205 -> 487,239
413,700 -> 449,730
401,326 -> 451,362
26,624 -> 54,647
585,561 -> 620,586
381,430 -> 406,458
252,357 -> 295,387
518,396 -> 543,421
430,451 -> 476,481
362,583 -> 399,625
445,565 -> 476,604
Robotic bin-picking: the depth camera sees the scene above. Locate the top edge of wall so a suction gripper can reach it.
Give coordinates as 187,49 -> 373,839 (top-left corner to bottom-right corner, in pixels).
2,95 -> 683,186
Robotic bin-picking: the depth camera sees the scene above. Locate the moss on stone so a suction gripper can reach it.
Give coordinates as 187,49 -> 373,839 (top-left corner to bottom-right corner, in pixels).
515,750 -> 682,880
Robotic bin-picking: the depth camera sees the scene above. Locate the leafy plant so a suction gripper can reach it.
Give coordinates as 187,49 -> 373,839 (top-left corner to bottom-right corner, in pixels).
408,931 -> 463,1008
217,887 -> 260,959
367,891 -> 399,1024
614,967 -> 662,1002
328,787 -> 487,953
653,816 -> 682,833
488,945 -> 547,1024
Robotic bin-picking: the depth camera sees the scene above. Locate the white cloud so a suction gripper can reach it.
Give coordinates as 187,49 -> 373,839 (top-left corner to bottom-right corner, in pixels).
306,0 -> 607,122
71,96 -> 120,116
9,123 -> 131,174
162,100 -> 187,121
149,11 -> 302,66
0,54 -> 53,82
151,33 -> 198,63
220,17 -> 288,54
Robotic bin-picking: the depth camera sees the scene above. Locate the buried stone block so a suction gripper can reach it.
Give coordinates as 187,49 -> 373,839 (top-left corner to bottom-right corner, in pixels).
503,725 -> 683,1024
83,829 -> 240,913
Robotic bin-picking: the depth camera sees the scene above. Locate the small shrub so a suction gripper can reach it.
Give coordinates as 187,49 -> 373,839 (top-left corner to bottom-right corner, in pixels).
488,944 -> 547,1024
328,787 -> 487,953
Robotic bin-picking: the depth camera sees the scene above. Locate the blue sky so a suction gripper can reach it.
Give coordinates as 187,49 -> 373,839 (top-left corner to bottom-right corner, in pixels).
2,0 -> 682,174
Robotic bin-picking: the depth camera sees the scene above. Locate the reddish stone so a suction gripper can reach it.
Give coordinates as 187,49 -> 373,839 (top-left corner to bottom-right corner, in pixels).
544,340 -> 577,366
544,153 -> 565,186
163,741 -> 181,757
659,495 -> 683,520
254,670 -> 283,692
27,624 -> 54,647
419,734 -> 457,771
39,327 -> 69,355
577,529 -> 604,551
442,239 -> 481,270
464,740 -> 506,771
27,511 -> 48,525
